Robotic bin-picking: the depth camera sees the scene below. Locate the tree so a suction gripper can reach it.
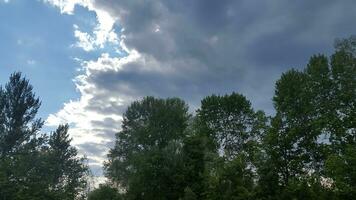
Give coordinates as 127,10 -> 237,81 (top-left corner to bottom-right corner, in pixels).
259,36 -> 356,199
328,37 -> 356,148
181,132 -> 208,199
0,72 -> 46,199
0,72 -> 89,200
261,60 -> 336,199
105,97 -> 190,199
197,93 -> 266,160
88,184 -> 122,200
45,124 -> 89,199
205,154 -> 254,200
196,93 -> 267,199
269,69 -> 312,185
0,72 -> 43,156
323,36 -> 356,199
181,187 -> 198,200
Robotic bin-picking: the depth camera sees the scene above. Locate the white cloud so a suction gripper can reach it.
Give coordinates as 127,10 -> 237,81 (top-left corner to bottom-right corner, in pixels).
42,0 -> 90,14
45,51 -> 140,181
42,0 -> 123,182
44,0 -> 119,52
73,25 -> 95,51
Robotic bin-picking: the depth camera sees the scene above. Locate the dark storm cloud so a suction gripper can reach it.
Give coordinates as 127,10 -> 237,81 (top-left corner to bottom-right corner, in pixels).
88,0 -> 356,114
86,57 -> 248,111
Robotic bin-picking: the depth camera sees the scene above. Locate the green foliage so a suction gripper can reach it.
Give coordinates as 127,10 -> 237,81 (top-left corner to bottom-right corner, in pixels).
205,155 -> 254,200
88,184 -> 122,200
44,124 -> 89,199
0,72 -> 88,200
196,93 -> 267,199
0,72 -> 46,199
105,97 -> 190,199
181,133 -> 208,198
260,36 -> 356,199
326,144 -> 356,199
0,72 -> 43,156
181,187 -> 198,200
197,93 -> 265,159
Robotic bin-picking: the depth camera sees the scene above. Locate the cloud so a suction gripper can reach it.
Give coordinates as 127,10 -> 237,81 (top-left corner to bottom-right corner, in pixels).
42,0 -> 89,14
44,0 -> 119,52
71,9 -> 118,52
44,0 -> 356,182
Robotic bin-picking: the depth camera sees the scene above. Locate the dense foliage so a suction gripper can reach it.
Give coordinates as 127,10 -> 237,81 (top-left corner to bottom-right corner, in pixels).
88,184 -> 122,200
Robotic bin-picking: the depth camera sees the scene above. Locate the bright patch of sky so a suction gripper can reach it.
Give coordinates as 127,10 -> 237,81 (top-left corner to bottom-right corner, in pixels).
1,1 -> 84,118
0,0 -> 122,181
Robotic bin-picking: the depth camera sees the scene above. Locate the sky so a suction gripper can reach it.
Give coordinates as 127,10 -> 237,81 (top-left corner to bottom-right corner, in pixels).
1,0 -> 356,182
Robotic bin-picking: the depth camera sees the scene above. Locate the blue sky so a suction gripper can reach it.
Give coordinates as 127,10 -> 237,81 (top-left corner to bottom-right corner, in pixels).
1,0 -> 84,119
0,0 -> 110,178
1,0 -> 356,181
0,0 -> 121,119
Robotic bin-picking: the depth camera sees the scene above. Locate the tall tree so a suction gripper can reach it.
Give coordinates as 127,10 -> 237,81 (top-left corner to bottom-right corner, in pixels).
45,124 -> 89,200
260,36 -> 356,199
197,93 -> 267,199
0,72 -> 43,156
181,132 -> 208,199
262,63 -> 334,199
324,36 -> 356,199
197,93 -> 266,160
0,72 -> 89,200
0,72 -> 46,199
105,96 -> 190,199
269,69 -> 313,185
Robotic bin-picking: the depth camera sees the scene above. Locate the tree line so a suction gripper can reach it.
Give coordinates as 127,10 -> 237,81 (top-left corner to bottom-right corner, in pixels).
1,37 -> 355,200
